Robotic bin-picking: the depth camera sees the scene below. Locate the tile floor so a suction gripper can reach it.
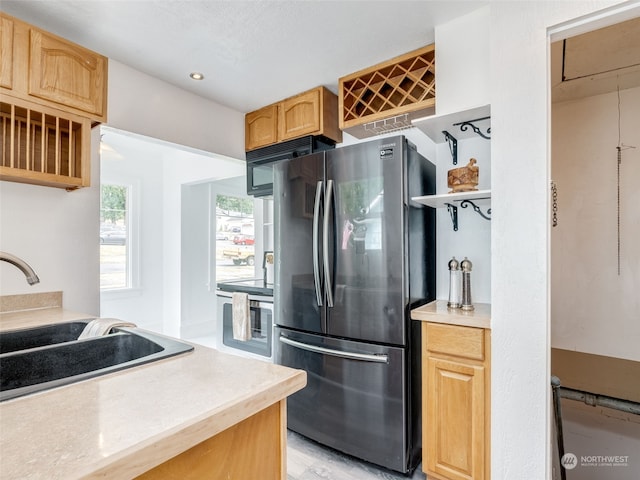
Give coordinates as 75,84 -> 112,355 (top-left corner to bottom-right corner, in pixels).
287,431 -> 426,480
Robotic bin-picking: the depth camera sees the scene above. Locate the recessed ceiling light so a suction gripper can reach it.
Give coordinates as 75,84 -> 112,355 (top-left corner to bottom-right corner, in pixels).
189,72 -> 204,80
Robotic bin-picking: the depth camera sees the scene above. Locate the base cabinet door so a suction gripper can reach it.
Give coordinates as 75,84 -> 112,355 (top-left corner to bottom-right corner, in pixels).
426,358 -> 485,480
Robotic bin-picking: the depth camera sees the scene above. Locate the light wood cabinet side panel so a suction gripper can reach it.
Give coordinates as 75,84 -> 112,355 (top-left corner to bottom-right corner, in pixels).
28,28 -> 107,118
135,401 -> 285,480
321,86 -> 342,143
0,16 -> 14,90
484,329 -> 491,480
280,88 -> 321,141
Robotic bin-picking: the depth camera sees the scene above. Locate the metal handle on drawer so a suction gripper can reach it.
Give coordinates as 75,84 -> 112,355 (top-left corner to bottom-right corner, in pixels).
279,336 -> 388,363
312,180 -> 323,307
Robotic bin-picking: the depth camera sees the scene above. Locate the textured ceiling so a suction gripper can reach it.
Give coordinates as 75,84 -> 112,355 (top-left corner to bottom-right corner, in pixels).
1,0 -> 487,113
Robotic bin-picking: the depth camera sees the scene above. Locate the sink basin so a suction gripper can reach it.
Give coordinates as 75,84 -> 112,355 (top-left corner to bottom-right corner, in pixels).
0,324 -> 194,401
0,321 -> 90,354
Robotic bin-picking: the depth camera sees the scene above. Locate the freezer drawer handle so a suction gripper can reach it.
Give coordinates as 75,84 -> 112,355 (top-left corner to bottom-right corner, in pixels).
279,336 -> 389,364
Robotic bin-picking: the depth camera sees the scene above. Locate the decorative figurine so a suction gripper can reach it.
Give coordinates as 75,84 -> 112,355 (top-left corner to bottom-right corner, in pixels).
448,158 -> 479,193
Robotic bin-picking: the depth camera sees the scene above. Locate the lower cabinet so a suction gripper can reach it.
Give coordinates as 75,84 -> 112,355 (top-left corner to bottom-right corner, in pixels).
422,322 -> 491,480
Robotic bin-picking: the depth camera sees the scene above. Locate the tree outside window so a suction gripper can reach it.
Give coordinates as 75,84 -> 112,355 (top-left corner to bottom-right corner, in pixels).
100,184 -> 129,289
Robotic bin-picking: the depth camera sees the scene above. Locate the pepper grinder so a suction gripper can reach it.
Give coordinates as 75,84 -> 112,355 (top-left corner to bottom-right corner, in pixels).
447,257 -> 461,308
460,257 -> 474,311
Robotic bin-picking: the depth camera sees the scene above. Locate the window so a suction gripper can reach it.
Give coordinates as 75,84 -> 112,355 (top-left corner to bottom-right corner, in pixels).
215,194 -> 255,282
100,184 -> 130,289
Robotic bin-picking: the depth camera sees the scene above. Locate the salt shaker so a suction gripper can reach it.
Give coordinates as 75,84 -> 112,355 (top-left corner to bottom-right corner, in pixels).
460,257 -> 474,311
447,257 -> 461,308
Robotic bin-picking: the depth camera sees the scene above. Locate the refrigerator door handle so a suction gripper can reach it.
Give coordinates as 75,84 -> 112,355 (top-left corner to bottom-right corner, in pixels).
312,180 -> 323,307
279,336 -> 389,364
323,179 -> 334,307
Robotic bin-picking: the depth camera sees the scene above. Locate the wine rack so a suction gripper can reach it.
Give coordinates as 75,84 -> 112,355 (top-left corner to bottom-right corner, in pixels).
339,44 -> 436,138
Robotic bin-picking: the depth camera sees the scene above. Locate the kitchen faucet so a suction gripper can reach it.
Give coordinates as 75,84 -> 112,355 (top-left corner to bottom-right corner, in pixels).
0,251 -> 40,285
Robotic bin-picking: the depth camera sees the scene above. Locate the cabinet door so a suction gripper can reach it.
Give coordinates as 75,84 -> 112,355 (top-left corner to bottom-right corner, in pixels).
0,16 -> 13,90
279,88 -> 320,141
425,357 -> 485,480
28,28 -> 107,118
245,104 -> 278,151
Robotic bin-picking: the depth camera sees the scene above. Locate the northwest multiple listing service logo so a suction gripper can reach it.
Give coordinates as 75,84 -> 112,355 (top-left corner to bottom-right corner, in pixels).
562,452 -> 630,470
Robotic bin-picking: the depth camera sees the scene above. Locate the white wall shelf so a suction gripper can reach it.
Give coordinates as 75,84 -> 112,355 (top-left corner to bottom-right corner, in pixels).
413,190 -> 491,231
412,105 -> 491,143
412,104 -> 491,165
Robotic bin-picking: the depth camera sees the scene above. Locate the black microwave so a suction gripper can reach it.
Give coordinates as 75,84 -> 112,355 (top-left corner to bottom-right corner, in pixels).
246,135 -> 335,197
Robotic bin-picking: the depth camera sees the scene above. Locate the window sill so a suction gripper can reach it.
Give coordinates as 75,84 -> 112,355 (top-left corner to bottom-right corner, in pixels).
100,287 -> 143,301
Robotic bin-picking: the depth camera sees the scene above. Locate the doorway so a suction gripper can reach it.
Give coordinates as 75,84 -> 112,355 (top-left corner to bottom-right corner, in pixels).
549,12 -> 640,480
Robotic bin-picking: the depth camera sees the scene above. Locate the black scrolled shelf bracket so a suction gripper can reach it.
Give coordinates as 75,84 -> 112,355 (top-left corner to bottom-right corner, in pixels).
453,116 -> 491,140
445,203 -> 459,231
460,199 -> 492,221
442,130 -> 458,165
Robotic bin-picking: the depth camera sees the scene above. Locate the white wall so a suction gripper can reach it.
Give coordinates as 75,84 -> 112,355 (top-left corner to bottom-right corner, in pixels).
435,6 -> 491,115
489,2 -> 629,479
0,58 -> 245,319
104,60 -> 244,336
99,128 -> 245,337
99,132 -> 166,333
107,60 -> 245,161
0,129 -> 101,315
552,86 -> 640,361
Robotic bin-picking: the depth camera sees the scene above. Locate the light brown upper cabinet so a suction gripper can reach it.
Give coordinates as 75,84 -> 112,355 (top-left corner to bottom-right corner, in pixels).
0,13 -> 108,123
0,13 -> 107,189
245,104 -> 279,151
245,86 -> 342,151
0,15 -> 14,90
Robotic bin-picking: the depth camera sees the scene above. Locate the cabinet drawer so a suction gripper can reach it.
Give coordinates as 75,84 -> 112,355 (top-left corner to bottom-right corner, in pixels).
426,323 -> 484,361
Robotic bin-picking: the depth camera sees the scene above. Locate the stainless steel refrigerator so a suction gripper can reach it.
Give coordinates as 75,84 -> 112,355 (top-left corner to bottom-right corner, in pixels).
273,135 -> 435,474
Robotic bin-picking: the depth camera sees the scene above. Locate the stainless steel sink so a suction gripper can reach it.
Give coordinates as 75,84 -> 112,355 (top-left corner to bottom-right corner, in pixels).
0,322 -> 194,401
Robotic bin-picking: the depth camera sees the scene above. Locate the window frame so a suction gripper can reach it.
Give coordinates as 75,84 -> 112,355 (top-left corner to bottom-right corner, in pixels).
99,179 -> 141,296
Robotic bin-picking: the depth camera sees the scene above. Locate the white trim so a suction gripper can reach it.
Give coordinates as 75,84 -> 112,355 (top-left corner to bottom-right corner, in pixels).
546,3 -> 640,478
548,1 -> 640,41
99,179 -> 141,293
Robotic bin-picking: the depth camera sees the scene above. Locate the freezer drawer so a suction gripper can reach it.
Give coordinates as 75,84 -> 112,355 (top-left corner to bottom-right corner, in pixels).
276,328 -> 418,473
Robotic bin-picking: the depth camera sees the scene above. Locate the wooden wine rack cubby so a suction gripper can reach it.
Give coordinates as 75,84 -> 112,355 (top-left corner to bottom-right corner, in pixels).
339,44 -> 436,138
0,97 -> 90,189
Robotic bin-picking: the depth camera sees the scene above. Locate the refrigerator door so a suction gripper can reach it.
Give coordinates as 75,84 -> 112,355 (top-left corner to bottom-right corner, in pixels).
276,327 -> 414,473
274,152 -> 326,334
325,137 -> 407,345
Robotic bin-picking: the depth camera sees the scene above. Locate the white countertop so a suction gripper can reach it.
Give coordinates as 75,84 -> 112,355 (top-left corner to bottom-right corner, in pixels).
411,299 -> 491,329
